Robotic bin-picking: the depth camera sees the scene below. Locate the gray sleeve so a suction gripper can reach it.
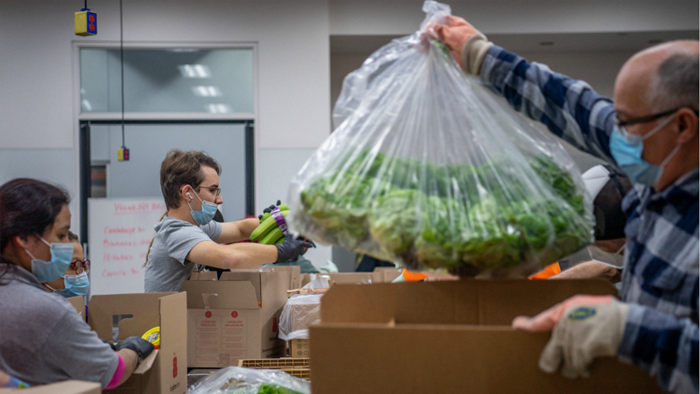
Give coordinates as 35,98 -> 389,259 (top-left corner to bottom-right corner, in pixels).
39,309 -> 119,388
166,224 -> 218,265
200,220 -> 222,241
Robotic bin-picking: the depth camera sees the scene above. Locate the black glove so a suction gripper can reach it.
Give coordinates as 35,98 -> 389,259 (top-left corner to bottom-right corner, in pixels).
114,337 -> 155,360
275,234 -> 315,263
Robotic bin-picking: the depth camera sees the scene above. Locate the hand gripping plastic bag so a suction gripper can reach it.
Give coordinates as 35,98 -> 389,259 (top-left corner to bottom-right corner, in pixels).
187,367 -> 310,394
288,1 -> 594,276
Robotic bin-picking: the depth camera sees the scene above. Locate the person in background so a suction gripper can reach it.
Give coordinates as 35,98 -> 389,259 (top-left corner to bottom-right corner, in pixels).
144,149 -> 312,292
0,178 -> 153,388
432,19 -> 698,393
533,164 -> 633,282
42,231 -> 90,298
355,254 -> 394,272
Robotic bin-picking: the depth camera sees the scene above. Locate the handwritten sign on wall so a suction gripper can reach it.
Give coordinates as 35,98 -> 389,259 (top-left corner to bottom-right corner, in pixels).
88,198 -> 167,296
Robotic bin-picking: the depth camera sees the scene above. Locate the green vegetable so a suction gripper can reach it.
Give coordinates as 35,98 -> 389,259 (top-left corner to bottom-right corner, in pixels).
257,384 -> 305,394
296,148 -> 593,273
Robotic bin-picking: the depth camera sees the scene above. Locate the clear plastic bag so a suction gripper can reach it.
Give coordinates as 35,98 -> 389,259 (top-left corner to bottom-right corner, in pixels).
288,1 -> 593,276
301,274 -> 330,290
278,294 -> 323,341
187,366 -> 310,394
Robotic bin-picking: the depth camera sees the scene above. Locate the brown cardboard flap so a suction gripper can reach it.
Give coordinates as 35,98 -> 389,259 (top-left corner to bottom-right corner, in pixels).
133,349 -> 158,374
159,291 -> 187,351
325,273 -> 377,285
88,293 -> 171,340
372,267 -> 401,282
260,271 -> 286,307
309,324 -> 662,394
269,266 -> 302,290
190,271 -> 218,281
66,296 -> 85,317
220,271 -> 262,303
182,280 -> 259,309
474,279 -> 617,325
0,381 -> 102,394
321,280 -> 617,325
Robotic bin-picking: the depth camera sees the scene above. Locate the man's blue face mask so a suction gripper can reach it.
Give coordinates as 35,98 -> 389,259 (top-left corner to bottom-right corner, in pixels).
186,189 -> 218,225
610,114 -> 679,188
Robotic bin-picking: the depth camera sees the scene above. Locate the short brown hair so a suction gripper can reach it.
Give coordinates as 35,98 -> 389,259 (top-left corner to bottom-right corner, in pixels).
160,149 -> 221,210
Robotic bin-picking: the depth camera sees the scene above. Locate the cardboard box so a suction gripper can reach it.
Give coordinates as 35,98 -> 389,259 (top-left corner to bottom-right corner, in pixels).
88,292 -> 187,394
182,270 -> 288,368
326,272 -> 377,285
286,295 -> 322,333
372,267 -> 401,282
268,266 -> 302,291
0,381 -> 101,394
66,296 -> 85,321
190,267 -> 301,291
300,271 -> 399,288
310,280 -> 663,394
289,338 -> 310,358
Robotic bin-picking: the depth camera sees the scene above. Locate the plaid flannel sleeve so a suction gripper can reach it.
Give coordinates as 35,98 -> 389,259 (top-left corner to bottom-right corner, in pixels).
479,45 -> 618,165
619,304 -> 699,393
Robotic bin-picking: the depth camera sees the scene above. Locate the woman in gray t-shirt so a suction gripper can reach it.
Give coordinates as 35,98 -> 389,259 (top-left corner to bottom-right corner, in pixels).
0,178 -> 153,388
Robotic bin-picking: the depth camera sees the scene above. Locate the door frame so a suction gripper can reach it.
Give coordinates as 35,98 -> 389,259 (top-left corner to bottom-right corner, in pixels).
78,119 -> 255,244
72,41 -> 259,244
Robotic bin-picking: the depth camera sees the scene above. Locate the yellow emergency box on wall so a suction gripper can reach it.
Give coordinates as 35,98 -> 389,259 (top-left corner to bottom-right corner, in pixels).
75,8 -> 97,36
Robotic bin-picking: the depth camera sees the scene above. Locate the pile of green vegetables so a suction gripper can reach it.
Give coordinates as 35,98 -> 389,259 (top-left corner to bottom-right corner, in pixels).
296,149 -> 592,273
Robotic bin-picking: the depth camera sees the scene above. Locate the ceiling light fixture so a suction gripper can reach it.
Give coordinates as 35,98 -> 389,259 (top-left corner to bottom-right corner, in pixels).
178,64 -> 211,78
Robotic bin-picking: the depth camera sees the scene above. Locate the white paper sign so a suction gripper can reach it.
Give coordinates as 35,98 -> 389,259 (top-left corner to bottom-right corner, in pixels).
88,198 -> 167,295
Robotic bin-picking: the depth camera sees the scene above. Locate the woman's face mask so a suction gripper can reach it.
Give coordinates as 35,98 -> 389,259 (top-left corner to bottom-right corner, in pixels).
25,235 -> 73,283
53,272 -> 90,297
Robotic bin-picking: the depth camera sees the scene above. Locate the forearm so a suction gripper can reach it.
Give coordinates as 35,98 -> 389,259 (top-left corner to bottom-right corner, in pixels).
236,218 -> 260,238
618,304 -> 699,393
116,349 -> 138,385
477,45 -> 617,163
214,242 -> 278,269
217,218 -> 260,243
549,261 -> 621,283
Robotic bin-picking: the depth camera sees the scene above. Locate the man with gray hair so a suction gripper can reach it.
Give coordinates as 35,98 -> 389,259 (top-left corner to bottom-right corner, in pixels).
433,19 -> 698,394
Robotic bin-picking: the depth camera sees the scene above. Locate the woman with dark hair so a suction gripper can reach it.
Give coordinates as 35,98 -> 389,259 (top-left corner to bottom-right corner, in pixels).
0,178 -> 153,388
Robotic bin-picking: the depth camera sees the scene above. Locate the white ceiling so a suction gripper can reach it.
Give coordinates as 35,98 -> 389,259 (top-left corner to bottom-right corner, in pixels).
331,30 -> 699,56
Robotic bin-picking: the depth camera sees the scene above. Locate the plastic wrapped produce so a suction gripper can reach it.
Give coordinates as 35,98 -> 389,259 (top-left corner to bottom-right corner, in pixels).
187,367 -> 310,394
288,1 -> 593,276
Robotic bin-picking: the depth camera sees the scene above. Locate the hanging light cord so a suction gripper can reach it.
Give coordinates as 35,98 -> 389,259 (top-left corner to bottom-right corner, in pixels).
120,0 -> 125,147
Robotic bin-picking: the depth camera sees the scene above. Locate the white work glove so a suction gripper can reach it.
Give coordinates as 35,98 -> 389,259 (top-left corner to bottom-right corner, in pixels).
512,295 -> 629,379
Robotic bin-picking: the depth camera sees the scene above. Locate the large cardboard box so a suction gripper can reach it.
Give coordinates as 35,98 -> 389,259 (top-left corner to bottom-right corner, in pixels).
289,338 -> 310,358
310,280 -> 663,394
88,292 -> 187,394
0,381 -> 101,394
280,294 -> 323,358
182,270 -> 288,368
